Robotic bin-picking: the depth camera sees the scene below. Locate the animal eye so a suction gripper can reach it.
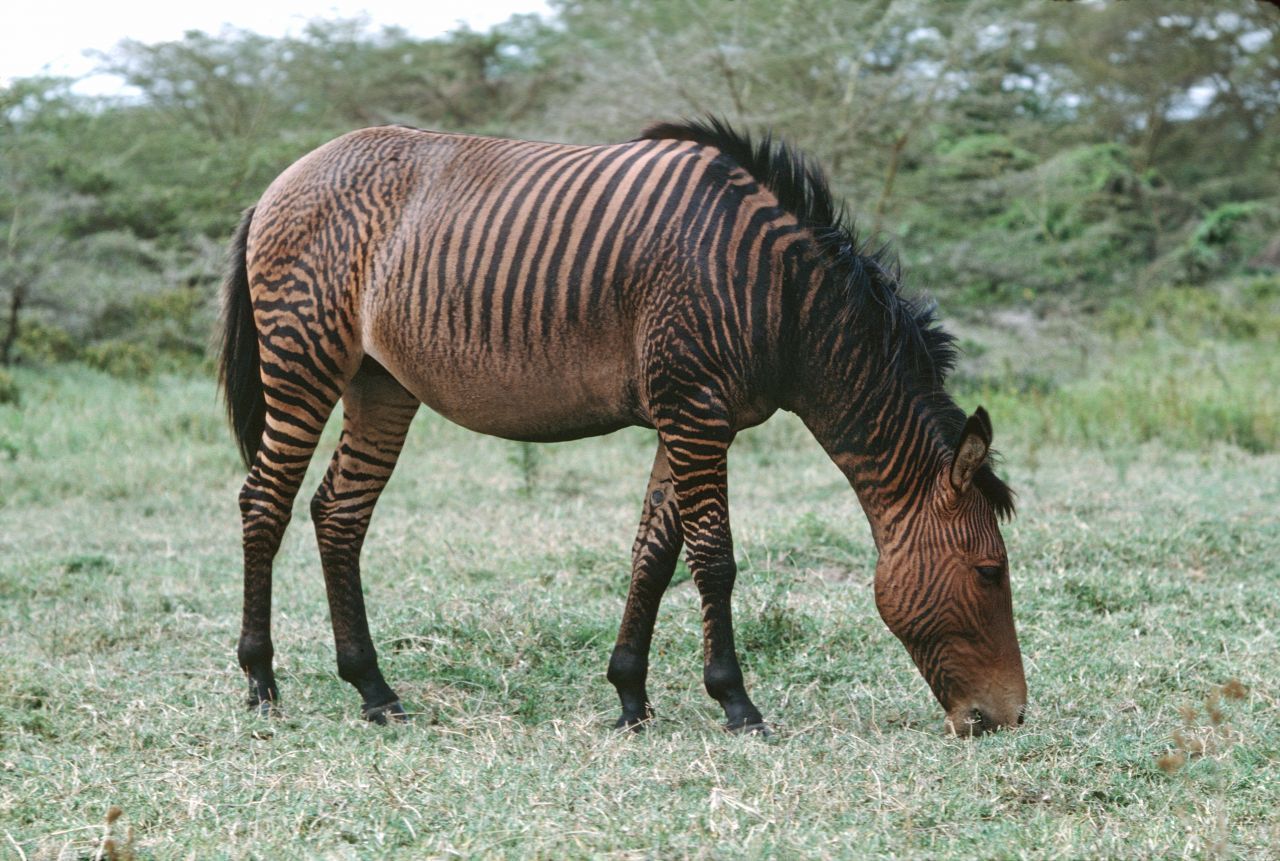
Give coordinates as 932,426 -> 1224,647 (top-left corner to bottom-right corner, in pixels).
975,565 -> 1004,582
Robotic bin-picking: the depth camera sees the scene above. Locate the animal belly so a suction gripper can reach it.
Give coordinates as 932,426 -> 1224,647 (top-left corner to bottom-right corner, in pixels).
367,340 -> 640,442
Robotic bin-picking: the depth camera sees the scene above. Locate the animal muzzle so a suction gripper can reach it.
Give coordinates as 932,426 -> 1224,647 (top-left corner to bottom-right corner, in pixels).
944,699 -> 1027,737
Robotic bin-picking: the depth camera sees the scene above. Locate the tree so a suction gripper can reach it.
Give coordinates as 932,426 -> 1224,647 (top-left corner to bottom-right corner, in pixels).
1031,0 -> 1280,186
0,78 -> 92,364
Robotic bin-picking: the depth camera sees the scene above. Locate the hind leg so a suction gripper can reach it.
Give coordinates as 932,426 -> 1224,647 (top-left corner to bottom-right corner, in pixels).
310,361 -> 419,723
238,362 -> 347,715
608,440 -> 683,729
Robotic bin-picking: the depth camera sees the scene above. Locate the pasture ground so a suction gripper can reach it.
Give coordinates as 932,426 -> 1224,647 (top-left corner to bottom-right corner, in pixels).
1,345 -> 1277,858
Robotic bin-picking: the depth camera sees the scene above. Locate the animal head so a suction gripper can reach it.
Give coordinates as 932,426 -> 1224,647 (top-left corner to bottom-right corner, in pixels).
873,407 -> 1027,736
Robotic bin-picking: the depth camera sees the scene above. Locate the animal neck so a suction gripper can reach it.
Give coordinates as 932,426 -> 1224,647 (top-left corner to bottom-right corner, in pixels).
804,387 -> 947,549
790,286 -> 950,549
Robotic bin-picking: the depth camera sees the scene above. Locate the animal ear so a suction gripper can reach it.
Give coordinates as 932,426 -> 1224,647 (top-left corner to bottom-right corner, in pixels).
950,407 -> 992,494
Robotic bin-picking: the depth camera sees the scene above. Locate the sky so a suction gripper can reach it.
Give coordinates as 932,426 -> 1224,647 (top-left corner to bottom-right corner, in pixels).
0,0 -> 553,94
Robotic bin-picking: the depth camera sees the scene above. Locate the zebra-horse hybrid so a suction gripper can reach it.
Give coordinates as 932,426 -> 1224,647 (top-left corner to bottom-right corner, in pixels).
219,119 -> 1028,737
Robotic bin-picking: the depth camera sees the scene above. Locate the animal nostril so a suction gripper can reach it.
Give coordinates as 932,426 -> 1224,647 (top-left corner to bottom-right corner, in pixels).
1017,707 -> 1026,726
969,707 -> 984,727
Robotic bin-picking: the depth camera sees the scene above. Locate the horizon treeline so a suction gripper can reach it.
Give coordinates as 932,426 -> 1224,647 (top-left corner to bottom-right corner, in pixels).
2,0 -> 1278,376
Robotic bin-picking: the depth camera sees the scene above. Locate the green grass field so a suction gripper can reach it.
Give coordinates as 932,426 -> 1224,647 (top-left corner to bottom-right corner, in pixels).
1,350 -> 1277,859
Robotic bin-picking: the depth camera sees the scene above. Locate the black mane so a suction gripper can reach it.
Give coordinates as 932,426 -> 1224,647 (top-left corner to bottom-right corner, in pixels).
640,117 -> 1014,518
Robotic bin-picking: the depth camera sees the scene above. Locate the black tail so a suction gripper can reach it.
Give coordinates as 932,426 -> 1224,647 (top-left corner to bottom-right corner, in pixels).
218,206 -> 265,470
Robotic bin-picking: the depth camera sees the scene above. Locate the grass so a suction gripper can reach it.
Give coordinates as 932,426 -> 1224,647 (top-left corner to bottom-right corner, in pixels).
1,347 -> 1278,859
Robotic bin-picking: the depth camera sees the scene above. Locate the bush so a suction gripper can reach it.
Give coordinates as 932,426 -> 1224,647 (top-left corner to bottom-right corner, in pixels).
83,340 -> 156,380
935,134 -> 1036,181
0,368 -> 19,405
14,320 -> 80,365
1175,202 -> 1280,284
89,288 -> 213,372
904,142 -> 1160,301
5,285 -> 215,380
1025,144 -> 1153,244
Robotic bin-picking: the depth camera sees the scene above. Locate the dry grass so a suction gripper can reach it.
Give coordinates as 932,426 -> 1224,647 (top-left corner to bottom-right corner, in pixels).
1,366 -> 1277,859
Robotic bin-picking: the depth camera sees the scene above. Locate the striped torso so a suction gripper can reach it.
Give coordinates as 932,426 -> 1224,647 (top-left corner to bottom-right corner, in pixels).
248,126 -> 802,441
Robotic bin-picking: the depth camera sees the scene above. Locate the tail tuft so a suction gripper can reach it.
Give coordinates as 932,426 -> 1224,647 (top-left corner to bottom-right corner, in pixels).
218,207 -> 265,470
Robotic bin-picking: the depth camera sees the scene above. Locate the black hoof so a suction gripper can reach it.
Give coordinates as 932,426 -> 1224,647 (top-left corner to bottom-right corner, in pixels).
727,721 -> 772,738
246,679 -> 279,717
614,713 -> 654,732
251,699 -> 280,719
363,700 -> 408,725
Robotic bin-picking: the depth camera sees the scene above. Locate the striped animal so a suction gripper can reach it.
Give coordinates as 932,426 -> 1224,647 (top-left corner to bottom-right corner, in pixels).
219,118 -> 1027,736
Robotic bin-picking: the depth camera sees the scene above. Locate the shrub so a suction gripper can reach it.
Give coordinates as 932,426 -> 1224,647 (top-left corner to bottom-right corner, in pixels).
905,142 -> 1160,301
935,134 -> 1036,181
88,288 -> 213,372
14,320 -> 80,365
1175,202 -> 1279,284
0,368 -> 19,405
83,340 -> 156,380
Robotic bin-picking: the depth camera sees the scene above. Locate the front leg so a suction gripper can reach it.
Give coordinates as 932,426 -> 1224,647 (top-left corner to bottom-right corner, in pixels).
608,441 -> 683,729
659,426 -> 766,734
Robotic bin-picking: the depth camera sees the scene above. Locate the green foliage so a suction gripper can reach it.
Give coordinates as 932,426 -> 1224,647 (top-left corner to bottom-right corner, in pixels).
1193,202 -> 1264,248
963,367 -> 1279,457
935,134 -> 1036,181
10,286 -> 213,378
1176,202 -> 1279,284
89,288 -> 214,372
0,368 -> 18,405
0,2 -> 1277,444
3,0 -> 1279,354
1033,144 -> 1148,234
82,340 -> 156,380
906,141 -> 1165,303
12,319 -> 79,365
1061,356 -> 1275,454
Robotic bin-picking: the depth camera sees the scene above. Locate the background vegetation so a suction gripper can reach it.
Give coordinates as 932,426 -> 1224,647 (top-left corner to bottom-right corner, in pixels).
2,0 -> 1278,450
1,0 -> 1277,857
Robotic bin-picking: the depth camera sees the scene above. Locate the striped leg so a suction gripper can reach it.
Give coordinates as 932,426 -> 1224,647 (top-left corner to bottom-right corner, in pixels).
237,366 -> 344,716
608,441 -> 683,729
658,421 -> 766,734
309,363 -> 418,723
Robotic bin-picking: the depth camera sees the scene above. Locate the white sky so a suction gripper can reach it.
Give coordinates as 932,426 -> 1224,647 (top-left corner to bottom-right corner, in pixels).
1,0 -> 553,94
